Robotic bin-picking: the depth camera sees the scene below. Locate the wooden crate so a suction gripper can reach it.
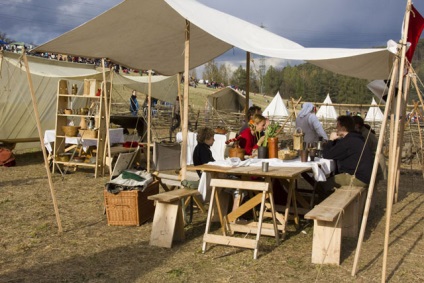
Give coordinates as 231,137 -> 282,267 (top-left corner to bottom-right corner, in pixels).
104,180 -> 159,226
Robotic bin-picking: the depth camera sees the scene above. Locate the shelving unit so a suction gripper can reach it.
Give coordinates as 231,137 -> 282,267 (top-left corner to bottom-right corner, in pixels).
52,79 -> 109,177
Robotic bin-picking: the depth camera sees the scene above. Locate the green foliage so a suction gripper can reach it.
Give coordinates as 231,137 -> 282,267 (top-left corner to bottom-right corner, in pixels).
262,121 -> 280,147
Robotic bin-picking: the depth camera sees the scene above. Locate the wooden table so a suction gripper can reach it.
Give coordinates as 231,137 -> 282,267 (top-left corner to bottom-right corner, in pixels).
187,164 -> 311,235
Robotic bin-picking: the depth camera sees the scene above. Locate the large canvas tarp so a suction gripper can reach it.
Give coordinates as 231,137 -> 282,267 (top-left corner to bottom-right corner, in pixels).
316,94 -> 338,120
33,0 -> 394,80
263,91 -> 289,119
0,51 -> 178,149
206,87 -> 245,112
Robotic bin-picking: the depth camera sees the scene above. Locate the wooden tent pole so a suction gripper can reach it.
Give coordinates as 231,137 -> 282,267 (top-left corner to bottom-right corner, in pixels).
411,76 -> 424,176
180,20 -> 190,180
101,59 -> 111,177
393,72 -> 412,203
245,52 -> 250,117
382,1 -> 412,281
147,70 -> 152,172
22,52 -> 63,233
351,56 -> 399,276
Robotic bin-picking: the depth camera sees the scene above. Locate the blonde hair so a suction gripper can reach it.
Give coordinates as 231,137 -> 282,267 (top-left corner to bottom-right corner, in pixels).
248,114 -> 267,131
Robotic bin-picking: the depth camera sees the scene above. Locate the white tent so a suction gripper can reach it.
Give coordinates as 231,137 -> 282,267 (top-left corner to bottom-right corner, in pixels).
263,91 -> 289,119
0,51 -> 178,149
33,0 -> 394,81
316,94 -> 338,120
364,98 -> 384,122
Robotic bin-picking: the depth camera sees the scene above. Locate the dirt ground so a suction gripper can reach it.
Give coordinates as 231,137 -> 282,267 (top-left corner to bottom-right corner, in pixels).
0,151 -> 423,283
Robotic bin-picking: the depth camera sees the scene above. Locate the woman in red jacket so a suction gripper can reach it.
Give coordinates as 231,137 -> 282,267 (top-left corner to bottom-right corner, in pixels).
238,114 -> 267,156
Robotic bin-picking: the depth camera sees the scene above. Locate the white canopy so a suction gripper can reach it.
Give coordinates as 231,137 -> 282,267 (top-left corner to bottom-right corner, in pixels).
365,98 -> 384,122
33,0 -> 393,80
263,92 -> 289,118
0,51 -> 178,149
316,94 -> 338,120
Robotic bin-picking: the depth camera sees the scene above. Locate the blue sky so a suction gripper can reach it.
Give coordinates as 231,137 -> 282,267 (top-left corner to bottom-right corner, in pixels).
1,0 -> 423,71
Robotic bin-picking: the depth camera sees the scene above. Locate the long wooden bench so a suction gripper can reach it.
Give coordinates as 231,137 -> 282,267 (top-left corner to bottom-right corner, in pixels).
304,186 -> 366,265
148,188 -> 201,248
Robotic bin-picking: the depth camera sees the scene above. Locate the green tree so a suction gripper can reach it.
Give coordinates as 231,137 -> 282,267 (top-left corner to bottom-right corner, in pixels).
263,66 -> 282,96
230,65 -> 247,90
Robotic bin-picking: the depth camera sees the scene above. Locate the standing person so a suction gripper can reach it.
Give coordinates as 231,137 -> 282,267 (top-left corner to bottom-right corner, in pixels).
321,115 -> 373,194
239,105 -> 262,134
129,90 -> 139,116
238,114 -> 266,156
296,102 -> 328,144
171,96 -> 181,132
193,127 -> 215,177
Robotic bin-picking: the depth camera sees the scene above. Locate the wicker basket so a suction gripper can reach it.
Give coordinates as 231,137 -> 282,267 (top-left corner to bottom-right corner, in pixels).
104,180 -> 159,226
79,129 -> 98,139
278,150 -> 298,160
61,125 -> 80,137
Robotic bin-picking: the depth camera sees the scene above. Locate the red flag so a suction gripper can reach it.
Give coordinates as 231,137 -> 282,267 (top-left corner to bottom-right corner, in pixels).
406,5 -> 424,62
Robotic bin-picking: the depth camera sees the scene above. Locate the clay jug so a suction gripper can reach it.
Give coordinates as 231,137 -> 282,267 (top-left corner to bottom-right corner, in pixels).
79,117 -> 87,130
229,147 -> 245,160
267,137 -> 278,158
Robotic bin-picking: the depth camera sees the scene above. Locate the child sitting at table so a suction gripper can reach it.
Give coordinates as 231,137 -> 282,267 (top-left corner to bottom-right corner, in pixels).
193,127 -> 215,177
238,113 -> 267,156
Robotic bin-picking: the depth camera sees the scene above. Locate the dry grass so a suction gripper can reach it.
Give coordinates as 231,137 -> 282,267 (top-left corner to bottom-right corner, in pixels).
0,151 -> 423,282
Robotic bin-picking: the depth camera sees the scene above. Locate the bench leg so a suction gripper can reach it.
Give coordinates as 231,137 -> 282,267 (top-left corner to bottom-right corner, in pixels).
311,219 -> 342,265
149,200 -> 185,248
342,192 -> 366,238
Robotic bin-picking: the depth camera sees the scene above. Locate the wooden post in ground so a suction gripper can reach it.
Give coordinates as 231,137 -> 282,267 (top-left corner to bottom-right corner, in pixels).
180,20 -> 190,181
22,52 -> 63,233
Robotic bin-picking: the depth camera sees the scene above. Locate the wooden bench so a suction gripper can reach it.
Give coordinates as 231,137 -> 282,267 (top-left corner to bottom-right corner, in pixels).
148,188 -> 201,248
304,186 -> 366,265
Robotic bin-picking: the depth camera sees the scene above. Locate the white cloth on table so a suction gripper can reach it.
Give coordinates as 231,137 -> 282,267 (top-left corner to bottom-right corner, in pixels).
44,128 -> 125,153
197,157 -> 335,201
176,131 -> 227,164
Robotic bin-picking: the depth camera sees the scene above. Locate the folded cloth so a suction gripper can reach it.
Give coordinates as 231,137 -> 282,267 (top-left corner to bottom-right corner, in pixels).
106,169 -> 153,193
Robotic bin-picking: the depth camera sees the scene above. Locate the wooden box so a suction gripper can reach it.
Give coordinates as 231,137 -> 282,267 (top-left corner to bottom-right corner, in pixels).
104,180 -> 159,226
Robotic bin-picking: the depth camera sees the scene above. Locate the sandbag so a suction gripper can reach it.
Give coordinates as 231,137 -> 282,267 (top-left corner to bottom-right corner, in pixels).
0,148 -> 16,167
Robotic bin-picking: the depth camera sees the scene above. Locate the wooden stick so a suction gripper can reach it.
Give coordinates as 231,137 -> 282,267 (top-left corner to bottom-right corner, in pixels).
180,20 -> 190,181
22,52 -> 63,233
147,70 -> 152,172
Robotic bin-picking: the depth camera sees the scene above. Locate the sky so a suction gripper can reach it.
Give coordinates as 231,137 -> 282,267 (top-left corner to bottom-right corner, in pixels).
1,0 -> 424,72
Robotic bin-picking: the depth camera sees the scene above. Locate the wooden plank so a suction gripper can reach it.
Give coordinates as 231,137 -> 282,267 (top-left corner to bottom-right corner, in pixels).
0,137 -> 39,143
149,201 -> 179,248
210,178 -> 269,192
203,233 -> 257,249
305,187 -> 365,221
311,219 -> 342,265
226,193 -> 264,223
229,222 -> 284,237
148,188 -> 200,203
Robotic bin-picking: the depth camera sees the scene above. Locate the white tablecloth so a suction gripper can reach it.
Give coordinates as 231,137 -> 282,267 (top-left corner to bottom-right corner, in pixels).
176,132 -> 228,164
198,157 -> 335,201
44,128 -> 125,153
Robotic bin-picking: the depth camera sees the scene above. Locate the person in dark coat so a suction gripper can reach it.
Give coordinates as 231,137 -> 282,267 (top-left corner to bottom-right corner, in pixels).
322,115 -> 373,194
129,90 -> 139,116
193,127 -> 215,177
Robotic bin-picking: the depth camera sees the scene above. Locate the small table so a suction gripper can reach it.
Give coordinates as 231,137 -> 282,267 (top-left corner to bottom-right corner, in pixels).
188,164 -> 311,235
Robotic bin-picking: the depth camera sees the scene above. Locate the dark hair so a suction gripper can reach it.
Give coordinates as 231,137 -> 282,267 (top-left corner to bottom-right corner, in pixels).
197,127 -> 215,143
352,115 -> 364,127
337,115 -> 355,132
246,105 -> 262,120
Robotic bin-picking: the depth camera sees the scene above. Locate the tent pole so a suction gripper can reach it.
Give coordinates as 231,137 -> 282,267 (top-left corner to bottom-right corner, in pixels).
411,75 -> 424,176
147,70 -> 152,172
245,52 -> 250,117
22,52 -> 63,233
180,20 -> 190,180
382,1 -> 412,281
101,59 -> 111,177
351,55 -> 399,276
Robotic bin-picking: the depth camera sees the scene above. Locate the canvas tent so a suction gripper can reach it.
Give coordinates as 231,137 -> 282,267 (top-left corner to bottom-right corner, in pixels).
33,0 -> 395,81
364,98 -> 384,122
0,51 -> 178,149
263,91 -> 289,119
206,87 -> 245,112
316,94 -> 338,120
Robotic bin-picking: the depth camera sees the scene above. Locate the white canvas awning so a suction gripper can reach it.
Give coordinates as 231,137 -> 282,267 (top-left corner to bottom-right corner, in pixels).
33,0 -> 394,80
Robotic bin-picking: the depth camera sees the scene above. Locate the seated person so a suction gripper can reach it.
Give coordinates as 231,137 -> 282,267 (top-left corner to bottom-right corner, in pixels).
239,105 -> 262,134
193,127 -> 215,177
238,114 -> 266,156
321,115 -> 373,195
